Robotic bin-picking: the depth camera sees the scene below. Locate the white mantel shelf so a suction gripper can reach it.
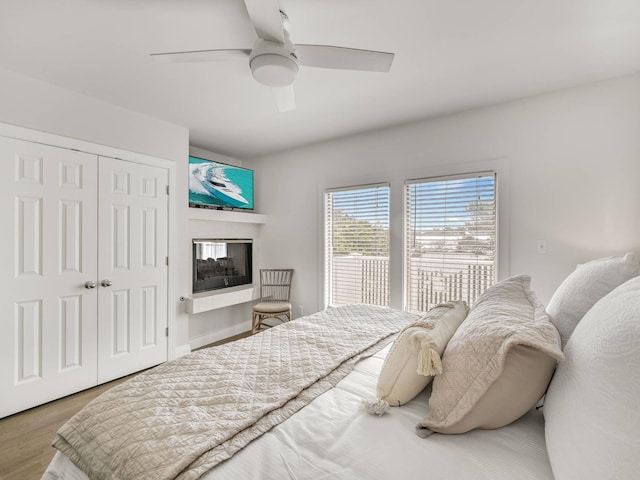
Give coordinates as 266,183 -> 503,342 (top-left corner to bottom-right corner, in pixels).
186,285 -> 259,314
188,207 -> 267,224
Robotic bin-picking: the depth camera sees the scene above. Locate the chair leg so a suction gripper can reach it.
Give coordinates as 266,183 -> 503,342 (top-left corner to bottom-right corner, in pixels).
252,312 -> 260,334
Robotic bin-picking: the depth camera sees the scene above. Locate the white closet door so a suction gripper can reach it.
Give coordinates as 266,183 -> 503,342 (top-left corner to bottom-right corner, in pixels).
97,157 -> 169,383
0,137 -> 98,418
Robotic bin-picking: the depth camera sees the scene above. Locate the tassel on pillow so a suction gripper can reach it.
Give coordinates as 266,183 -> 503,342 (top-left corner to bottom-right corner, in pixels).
417,336 -> 443,377
363,398 -> 390,416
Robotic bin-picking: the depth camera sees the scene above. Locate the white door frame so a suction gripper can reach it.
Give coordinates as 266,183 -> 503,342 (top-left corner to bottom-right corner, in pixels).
0,122 -> 178,361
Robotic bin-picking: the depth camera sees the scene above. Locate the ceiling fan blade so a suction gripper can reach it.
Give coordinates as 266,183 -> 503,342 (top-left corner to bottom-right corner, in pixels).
150,49 -> 250,63
295,45 -> 394,72
244,0 -> 285,44
274,85 -> 296,112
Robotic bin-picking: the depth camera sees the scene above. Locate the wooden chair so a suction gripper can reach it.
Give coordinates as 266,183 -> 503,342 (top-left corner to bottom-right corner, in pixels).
252,269 -> 294,334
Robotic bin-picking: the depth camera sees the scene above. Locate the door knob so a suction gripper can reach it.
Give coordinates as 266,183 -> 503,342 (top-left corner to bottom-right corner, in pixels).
101,279 -> 113,287
84,281 -> 97,289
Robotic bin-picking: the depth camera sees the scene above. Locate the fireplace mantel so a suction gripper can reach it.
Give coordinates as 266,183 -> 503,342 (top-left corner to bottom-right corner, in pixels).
186,285 -> 259,314
188,208 -> 267,224
186,210 -> 265,314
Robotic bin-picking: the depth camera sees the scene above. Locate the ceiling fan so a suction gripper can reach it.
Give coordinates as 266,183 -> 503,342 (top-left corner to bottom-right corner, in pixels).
150,0 -> 394,112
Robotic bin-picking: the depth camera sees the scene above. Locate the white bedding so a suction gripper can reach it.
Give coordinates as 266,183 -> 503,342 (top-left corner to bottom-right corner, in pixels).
44,344 -> 554,480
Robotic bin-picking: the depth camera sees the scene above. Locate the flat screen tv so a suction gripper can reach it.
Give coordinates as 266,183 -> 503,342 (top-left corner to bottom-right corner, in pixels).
189,156 -> 254,210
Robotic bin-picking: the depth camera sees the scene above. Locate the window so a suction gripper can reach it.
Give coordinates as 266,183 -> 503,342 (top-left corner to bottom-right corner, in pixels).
404,173 -> 496,313
325,184 -> 390,307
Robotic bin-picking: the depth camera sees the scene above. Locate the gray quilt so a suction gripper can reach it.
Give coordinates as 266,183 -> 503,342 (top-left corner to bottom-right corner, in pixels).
53,304 -> 418,480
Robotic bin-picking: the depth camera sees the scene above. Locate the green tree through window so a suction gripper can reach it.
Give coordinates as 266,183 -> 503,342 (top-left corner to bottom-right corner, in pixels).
325,185 -> 390,307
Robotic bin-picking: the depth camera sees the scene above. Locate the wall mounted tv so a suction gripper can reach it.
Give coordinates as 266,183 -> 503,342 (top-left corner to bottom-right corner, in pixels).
189,156 -> 254,210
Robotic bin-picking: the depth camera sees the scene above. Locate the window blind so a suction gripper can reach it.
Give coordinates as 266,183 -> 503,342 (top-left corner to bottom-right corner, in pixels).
325,184 -> 390,307
404,173 -> 496,313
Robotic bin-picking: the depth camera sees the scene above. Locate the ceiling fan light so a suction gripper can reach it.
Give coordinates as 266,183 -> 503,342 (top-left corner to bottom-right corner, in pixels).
250,54 -> 298,87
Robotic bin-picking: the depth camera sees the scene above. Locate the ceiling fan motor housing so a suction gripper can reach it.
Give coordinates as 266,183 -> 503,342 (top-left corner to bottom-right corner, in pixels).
250,39 -> 299,87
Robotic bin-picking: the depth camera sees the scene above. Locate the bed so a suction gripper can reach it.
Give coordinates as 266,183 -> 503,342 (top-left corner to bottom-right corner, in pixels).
45,344 -> 553,480
43,254 -> 640,480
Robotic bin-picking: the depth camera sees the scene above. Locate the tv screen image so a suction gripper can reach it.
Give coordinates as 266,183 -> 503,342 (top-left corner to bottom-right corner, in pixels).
189,156 -> 254,210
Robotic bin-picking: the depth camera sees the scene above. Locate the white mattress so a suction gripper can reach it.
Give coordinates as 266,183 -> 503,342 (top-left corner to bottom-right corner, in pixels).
44,345 -> 554,480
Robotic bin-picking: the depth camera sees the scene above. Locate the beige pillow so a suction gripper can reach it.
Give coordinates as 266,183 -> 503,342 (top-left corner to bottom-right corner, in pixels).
417,275 -> 564,436
372,301 -> 469,410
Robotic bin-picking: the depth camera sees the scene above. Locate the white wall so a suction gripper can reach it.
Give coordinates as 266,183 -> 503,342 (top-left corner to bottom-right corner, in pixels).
0,68 -> 186,163
249,73 -> 640,310
4,64 -> 639,348
186,146 -> 262,349
0,68 -> 192,350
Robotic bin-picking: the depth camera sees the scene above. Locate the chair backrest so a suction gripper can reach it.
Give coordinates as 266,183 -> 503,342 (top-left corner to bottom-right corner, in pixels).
260,269 -> 293,303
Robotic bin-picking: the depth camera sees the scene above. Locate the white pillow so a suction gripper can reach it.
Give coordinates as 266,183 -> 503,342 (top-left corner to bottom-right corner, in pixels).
373,301 -> 468,409
544,276 -> 640,480
546,252 -> 639,348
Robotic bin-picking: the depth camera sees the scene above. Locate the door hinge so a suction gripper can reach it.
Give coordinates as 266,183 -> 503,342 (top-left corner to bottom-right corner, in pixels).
165,327 -> 169,337
166,184 -> 170,195
165,256 -> 169,266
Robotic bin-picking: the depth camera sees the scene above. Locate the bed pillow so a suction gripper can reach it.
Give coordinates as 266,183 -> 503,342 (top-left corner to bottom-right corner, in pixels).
372,301 -> 469,410
417,275 -> 564,436
546,252 -> 639,349
544,276 -> 640,480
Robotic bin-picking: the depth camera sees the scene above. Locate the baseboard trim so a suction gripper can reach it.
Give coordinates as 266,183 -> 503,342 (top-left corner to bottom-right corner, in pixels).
175,344 -> 192,358
189,321 -> 251,350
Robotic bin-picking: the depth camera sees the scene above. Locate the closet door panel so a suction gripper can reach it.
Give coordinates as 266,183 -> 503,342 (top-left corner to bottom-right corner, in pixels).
0,137 -> 98,418
97,157 -> 168,383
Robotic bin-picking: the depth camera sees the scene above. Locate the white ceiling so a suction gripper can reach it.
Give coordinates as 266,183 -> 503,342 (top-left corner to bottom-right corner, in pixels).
1,0 -> 640,159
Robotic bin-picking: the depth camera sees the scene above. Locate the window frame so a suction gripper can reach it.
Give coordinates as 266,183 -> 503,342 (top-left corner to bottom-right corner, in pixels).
323,182 -> 391,308
403,171 -> 498,312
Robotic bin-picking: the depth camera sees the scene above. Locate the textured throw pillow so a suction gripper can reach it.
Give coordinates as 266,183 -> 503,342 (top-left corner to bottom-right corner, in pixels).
544,276 -> 640,480
417,275 -> 564,436
546,252 -> 639,349
369,301 -> 469,412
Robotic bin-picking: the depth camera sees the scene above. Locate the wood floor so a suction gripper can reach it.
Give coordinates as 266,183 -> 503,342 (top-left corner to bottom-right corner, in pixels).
0,332 -> 251,480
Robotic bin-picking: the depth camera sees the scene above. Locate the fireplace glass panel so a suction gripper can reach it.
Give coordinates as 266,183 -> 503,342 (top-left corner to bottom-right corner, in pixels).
193,239 -> 253,293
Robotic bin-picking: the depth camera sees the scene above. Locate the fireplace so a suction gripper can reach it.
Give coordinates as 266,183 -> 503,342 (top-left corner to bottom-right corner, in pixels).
192,239 -> 253,293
